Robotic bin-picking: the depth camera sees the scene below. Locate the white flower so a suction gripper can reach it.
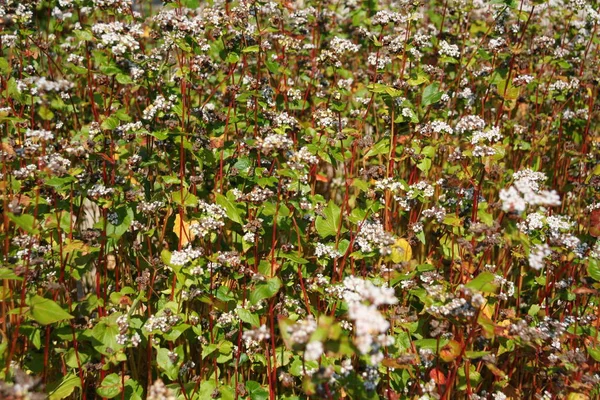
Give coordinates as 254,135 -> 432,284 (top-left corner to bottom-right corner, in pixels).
304,341 -> 324,361
439,40 -> 460,58
529,244 -> 552,270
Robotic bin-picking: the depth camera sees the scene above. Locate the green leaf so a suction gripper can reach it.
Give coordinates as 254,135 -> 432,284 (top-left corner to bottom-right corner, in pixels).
0,268 -> 23,281
588,258 -> 600,281
280,253 -> 309,265
249,277 -> 282,305
100,65 -> 122,76
416,230 -> 426,244
586,346 -> 600,362
216,193 -> 243,224
48,373 -> 81,400
242,45 -> 260,53
157,347 -> 182,381
90,316 -> 122,355
115,73 -> 133,84
246,381 -> 269,400
528,304 -> 541,316
465,272 -> 498,294
465,350 -> 490,360
414,338 -> 449,350
365,138 -> 390,157
417,158 -> 432,173
315,201 -> 342,238
8,213 -> 39,234
422,83 -> 443,106
172,188 -> 199,208
225,52 -> 240,63
0,57 -> 11,75
29,295 -> 74,325
101,116 -> 120,130
124,378 -> 144,400
38,106 -> 54,121
236,308 -> 260,327
96,373 -> 122,399
181,0 -> 199,7
74,29 -> 94,41
407,72 -> 429,86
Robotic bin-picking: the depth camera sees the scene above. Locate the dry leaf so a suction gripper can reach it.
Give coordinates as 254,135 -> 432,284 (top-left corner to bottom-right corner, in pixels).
440,340 -> 462,362
590,208 -> 600,237
429,368 -> 447,385
173,213 -> 195,246
106,254 -> 116,270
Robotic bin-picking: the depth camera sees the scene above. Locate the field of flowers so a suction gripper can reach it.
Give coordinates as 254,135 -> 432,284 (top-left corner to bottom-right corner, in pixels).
0,0 -> 599,398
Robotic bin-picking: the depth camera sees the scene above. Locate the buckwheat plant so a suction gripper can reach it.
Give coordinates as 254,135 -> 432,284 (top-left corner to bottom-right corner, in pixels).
0,0 -> 599,398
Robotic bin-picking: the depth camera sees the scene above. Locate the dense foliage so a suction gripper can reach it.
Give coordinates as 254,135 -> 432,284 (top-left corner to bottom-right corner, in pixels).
0,0 -> 599,398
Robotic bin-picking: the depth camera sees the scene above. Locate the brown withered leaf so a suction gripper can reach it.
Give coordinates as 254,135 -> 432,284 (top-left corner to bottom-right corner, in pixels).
173,213 -> 195,247
590,208 -> 600,237
429,368 -> 447,385
106,254 -> 116,270
572,287 -> 598,295
440,340 -> 462,362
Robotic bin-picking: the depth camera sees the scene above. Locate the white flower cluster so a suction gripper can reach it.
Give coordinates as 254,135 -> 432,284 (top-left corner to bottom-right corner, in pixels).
371,10 -> 407,25
421,206 -> 446,222
188,201 -> 228,237
147,379 -> 176,400
314,108 -> 340,129
356,220 -> 395,254
329,37 -> 361,55
488,38 -> 506,51
13,165 -> 37,180
143,312 -> 181,333
121,121 -> 144,132
470,125 -> 501,144
17,77 -> 74,95
367,52 -> 392,70
407,181 -> 435,198
562,108 -> 589,121
419,120 -> 454,136
287,317 -> 317,345
258,133 -> 294,153
233,186 -> 274,203
304,341 -> 324,361
286,317 -> 323,360
137,201 -> 164,215
374,178 -> 406,193
25,129 -> 54,141
42,153 -> 71,176
438,40 -> 460,58
143,95 -> 175,120
152,8 -> 206,38
528,243 -> 552,270
519,212 -> 582,255
88,184 -> 115,198
499,169 -> 560,213
342,276 -> 397,364
493,275 -> 515,301
273,111 -> 298,128
170,246 -> 204,266
315,243 -> 342,259
549,77 -> 580,92
288,147 -> 319,170
91,21 -> 142,56
513,74 -> 535,86
115,315 -> 142,347
242,324 -> 271,343
471,126 -> 503,157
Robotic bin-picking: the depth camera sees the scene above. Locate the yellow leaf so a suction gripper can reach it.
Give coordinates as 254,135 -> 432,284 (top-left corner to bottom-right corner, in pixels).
385,238 -> 412,263
173,214 -> 195,246
567,393 -> 589,400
